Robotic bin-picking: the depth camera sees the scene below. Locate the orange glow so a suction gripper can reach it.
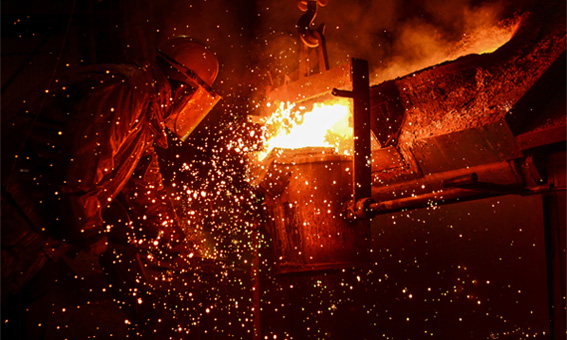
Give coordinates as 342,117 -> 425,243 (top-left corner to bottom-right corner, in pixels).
448,16 -> 523,58
374,15 -> 524,84
257,97 -> 353,160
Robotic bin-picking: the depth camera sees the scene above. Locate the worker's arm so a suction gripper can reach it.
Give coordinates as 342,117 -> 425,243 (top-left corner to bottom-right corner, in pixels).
119,147 -> 186,252
58,66 -> 150,247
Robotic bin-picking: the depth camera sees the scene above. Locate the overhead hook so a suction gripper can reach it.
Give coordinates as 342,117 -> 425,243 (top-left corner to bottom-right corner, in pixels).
296,0 -> 328,48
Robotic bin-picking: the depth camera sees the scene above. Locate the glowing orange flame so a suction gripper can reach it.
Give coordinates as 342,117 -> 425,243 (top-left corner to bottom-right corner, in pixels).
257,97 -> 353,160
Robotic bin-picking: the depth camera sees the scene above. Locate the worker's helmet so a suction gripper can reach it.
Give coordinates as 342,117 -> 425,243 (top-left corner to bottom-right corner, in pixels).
157,38 -> 221,141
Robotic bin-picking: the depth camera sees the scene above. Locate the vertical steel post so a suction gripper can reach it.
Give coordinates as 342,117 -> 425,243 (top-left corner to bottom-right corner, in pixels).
332,58 -> 373,221
351,58 -> 372,202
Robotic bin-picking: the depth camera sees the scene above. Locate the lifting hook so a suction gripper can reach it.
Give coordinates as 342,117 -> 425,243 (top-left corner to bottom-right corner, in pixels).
297,0 -> 328,48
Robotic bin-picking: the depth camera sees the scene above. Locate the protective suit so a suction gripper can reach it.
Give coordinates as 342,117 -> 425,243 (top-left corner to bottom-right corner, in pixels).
2,40 -> 219,339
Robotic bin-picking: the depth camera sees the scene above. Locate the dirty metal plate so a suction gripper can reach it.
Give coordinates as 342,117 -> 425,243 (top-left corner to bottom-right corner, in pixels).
371,146 -> 406,172
515,124 -> 567,150
410,121 -> 523,174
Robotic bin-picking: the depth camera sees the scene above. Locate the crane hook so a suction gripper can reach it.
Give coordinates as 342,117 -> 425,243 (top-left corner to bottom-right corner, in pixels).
297,0 -> 328,48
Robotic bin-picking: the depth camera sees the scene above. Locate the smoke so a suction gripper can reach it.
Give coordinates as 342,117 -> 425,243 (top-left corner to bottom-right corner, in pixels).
253,0 -> 534,86
128,0 -> 539,102
375,0 -> 524,83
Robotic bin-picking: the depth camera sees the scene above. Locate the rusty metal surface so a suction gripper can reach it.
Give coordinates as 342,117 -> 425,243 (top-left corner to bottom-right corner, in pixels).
516,124 -> 566,151
368,121 -> 525,197
409,121 -> 523,175
259,148 -> 369,273
371,161 -> 524,202
370,146 -> 406,172
364,7 -> 565,217
369,81 -> 405,146
366,6 -> 565,148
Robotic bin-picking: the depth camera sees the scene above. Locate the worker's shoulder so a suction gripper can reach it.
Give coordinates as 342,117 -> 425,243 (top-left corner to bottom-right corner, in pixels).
81,64 -> 148,83
58,63 -> 156,88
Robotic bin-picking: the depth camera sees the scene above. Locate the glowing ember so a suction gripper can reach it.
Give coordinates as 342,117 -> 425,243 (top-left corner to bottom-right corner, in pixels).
257,97 -> 353,160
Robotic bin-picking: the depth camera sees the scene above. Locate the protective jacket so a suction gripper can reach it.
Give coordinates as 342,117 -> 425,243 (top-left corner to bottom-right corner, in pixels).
2,63 -> 185,293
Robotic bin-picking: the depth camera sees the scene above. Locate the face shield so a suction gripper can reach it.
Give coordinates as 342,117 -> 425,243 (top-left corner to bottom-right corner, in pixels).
165,81 -> 221,141
159,49 -> 222,141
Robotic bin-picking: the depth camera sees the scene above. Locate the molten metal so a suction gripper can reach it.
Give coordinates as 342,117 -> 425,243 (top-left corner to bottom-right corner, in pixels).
257,98 -> 353,161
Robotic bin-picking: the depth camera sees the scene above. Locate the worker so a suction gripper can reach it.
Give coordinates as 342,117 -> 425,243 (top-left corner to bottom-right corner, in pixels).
1,37 -> 221,339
